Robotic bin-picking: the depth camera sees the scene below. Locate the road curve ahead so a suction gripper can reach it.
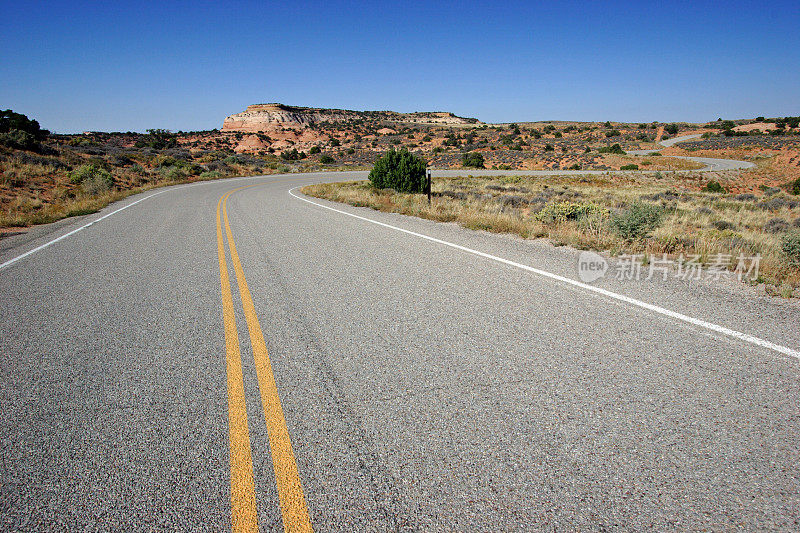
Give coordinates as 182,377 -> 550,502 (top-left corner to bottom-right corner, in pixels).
1,173 -> 798,531
626,133 -> 756,171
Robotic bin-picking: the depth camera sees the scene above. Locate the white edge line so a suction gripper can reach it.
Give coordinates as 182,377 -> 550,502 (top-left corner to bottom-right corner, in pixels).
288,187 -> 799,360
0,189 -> 169,271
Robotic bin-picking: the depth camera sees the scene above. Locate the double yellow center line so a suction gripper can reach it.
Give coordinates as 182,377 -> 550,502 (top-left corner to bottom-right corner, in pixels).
216,185 -> 313,532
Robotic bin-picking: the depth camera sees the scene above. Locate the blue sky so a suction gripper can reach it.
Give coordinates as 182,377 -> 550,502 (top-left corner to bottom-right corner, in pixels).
1,0 -> 798,132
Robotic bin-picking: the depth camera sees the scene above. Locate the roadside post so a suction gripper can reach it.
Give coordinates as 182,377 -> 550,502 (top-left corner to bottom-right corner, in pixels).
426,169 -> 432,204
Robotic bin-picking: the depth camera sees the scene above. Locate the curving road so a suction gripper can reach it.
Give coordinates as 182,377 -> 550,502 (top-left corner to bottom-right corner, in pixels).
0,163 -> 797,530
626,133 -> 756,171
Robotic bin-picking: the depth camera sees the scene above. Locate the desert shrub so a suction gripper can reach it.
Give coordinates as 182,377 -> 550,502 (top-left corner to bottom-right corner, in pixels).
605,129 -> 621,137
734,193 -> 757,201
347,147 -> 355,154
155,155 -> 178,168
703,180 -> 725,193
309,145 -> 321,154
135,129 -> 177,150
329,138 -> 340,147
790,177 -> 800,195
620,164 -> 639,170
598,143 -> 625,154
130,163 -> 145,174
319,154 -> 334,164
611,202 -> 664,240
462,152 -> 485,168
765,218 -> 789,234
160,166 -> 183,181
664,123 -> 679,135
368,148 -> 426,193
782,231 -> 800,266
711,220 -> 736,231
70,164 -> 114,194
280,149 -> 306,161
0,129 -> 41,151
758,197 -> 798,211
200,170 -> 222,179
70,164 -> 104,184
535,201 -> 609,223
544,144 -> 554,151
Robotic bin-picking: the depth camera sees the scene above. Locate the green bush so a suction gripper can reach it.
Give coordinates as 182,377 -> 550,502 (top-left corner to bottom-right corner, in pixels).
598,143 -> 625,154
135,129 -> 177,150
0,129 -> 40,151
703,180 -> 725,193
620,164 -> 639,170
605,129 -> 621,137
790,177 -> 800,195
462,152 -> 485,168
535,202 -> 609,223
319,154 -> 334,164
0,109 -> 50,137
280,148 -> 306,161
162,166 -> 186,181
782,231 -> 800,266
664,123 -> 679,135
70,164 -> 114,194
309,145 -> 321,154
611,202 -> 664,240
70,164 -> 111,186
368,148 -> 426,192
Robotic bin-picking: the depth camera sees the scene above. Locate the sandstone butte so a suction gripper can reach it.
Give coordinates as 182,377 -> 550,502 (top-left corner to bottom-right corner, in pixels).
221,103 -> 481,132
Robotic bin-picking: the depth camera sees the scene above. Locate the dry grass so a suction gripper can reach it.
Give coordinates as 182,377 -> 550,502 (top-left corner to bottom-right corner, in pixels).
301,173 -> 800,296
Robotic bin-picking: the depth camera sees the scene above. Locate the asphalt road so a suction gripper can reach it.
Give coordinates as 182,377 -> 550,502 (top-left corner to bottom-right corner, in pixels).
1,167 -> 798,531
626,134 -> 756,171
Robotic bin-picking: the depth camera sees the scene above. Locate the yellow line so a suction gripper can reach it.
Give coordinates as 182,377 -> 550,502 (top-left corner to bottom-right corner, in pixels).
223,189 -> 314,533
217,190 -> 258,532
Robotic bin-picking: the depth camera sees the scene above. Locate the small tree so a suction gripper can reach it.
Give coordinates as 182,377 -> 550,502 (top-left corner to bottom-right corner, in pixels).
368,148 -> 426,192
462,152 -> 485,168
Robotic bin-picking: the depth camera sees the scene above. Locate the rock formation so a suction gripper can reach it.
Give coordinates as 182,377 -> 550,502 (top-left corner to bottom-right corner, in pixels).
222,103 -> 480,132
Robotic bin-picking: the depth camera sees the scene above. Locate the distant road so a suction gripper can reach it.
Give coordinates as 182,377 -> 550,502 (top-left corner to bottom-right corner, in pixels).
626,133 -> 756,171
1,154 -> 796,529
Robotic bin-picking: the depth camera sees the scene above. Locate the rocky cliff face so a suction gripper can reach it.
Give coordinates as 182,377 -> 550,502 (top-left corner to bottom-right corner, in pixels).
222,103 -> 479,131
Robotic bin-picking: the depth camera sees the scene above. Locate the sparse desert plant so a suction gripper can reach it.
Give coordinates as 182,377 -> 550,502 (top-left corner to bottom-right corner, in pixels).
611,202 -> 664,240
368,148 -> 426,192
765,218 -> 789,234
620,164 -> 639,170
309,145 -> 321,154
319,154 -> 334,164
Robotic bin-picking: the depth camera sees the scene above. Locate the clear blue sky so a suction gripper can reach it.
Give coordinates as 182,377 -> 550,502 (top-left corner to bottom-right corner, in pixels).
2,0 -> 798,133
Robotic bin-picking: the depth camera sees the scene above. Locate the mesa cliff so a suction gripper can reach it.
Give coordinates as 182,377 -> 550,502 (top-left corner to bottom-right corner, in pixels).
222,103 -> 480,131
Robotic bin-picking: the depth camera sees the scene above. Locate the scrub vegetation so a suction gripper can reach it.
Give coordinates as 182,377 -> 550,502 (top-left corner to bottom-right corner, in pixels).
302,170 -> 800,296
